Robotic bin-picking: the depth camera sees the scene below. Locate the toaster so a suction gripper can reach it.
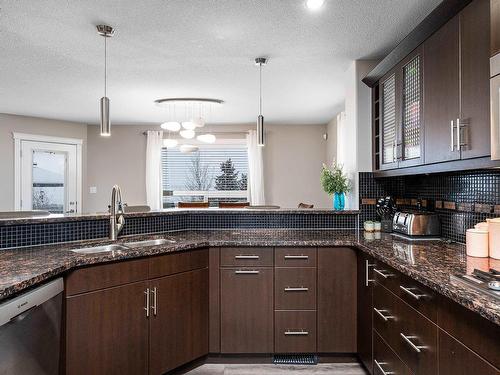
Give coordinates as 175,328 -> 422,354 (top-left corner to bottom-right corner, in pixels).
392,211 -> 441,237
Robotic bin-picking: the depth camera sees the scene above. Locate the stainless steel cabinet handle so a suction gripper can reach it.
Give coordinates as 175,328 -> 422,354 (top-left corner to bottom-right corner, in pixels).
235,255 -> 259,259
284,330 -> 309,336
400,333 -> 426,353
374,360 -> 395,375
365,260 -> 375,287
284,287 -> 309,292
374,268 -> 392,279
144,288 -> 150,318
235,270 -> 260,274
393,140 -> 397,162
450,120 -> 455,151
399,285 -> 425,300
151,287 -> 158,316
373,307 -> 395,322
456,117 -> 461,150
284,255 -> 309,259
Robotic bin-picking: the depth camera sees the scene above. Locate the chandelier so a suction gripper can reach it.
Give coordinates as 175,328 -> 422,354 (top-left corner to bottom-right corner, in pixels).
154,98 -> 223,152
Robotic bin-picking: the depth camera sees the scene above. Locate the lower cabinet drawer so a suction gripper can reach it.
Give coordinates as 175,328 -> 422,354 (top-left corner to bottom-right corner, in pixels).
373,331 -> 411,375
397,294 -> 438,375
275,267 -> 316,310
438,329 -> 499,375
274,311 -> 316,353
374,282 -> 438,375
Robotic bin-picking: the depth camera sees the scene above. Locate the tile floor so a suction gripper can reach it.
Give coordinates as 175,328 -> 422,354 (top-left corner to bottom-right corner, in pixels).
183,363 -> 367,374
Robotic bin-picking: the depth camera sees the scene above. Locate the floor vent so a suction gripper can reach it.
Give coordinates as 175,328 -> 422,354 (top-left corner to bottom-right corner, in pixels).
273,354 -> 318,365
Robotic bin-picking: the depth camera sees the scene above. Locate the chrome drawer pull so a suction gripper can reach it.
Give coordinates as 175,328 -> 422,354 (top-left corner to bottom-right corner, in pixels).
374,360 -> 395,375
399,285 -> 426,300
400,333 -> 426,353
151,287 -> 158,316
374,268 -> 393,278
235,255 -> 259,259
144,288 -> 150,318
284,255 -> 309,259
284,287 -> 309,292
235,270 -> 260,274
373,307 -> 395,322
365,260 -> 375,287
284,330 -> 308,336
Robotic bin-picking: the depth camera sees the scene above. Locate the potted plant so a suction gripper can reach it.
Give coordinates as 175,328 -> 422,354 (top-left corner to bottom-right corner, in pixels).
320,162 -> 350,210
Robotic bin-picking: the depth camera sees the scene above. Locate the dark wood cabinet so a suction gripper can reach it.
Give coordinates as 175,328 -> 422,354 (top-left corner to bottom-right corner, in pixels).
317,247 -> 357,353
379,46 -> 424,170
438,330 -> 499,375
274,311 -> 317,353
460,0 -> 491,159
65,249 -> 209,375
65,281 -> 150,375
357,253 -> 374,374
373,332 -> 411,375
220,268 -> 274,353
373,0 -> 493,174
149,268 -> 209,375
492,0 -> 500,56
424,15 -> 461,164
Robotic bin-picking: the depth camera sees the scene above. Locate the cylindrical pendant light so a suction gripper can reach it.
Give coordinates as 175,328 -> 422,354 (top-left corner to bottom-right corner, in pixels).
97,25 -> 114,137
255,57 -> 267,146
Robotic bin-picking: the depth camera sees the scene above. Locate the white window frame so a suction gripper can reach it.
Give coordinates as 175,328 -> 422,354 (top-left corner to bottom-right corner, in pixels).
13,132 -> 83,212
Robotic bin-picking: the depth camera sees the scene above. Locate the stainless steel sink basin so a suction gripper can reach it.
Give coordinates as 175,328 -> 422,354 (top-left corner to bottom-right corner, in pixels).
124,239 -> 176,248
70,244 -> 129,255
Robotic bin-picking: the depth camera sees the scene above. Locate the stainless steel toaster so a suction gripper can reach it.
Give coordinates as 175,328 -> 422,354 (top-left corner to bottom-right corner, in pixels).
392,211 -> 441,237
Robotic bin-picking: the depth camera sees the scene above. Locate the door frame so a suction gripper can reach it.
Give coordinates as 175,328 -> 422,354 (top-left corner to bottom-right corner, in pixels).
13,132 -> 83,212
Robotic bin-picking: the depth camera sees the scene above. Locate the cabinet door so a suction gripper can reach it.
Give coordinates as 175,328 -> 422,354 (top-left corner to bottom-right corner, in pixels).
357,253 -> 374,374
65,281 -> 149,375
460,0 -> 491,159
492,0 -> 500,57
439,330 -> 499,375
149,268 -> 209,375
379,72 -> 399,170
220,268 -> 274,353
399,48 -> 424,167
424,15 -> 460,164
317,247 -> 357,352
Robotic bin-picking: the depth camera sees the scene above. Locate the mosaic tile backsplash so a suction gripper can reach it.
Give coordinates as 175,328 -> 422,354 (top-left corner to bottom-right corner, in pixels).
0,211 -> 359,249
359,169 -> 500,243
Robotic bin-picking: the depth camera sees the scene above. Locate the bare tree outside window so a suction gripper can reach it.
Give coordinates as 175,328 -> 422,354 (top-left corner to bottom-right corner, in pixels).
184,154 -> 213,191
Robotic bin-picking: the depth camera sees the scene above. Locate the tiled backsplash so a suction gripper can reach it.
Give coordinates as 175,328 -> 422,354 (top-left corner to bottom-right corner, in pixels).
0,211 -> 359,249
359,170 -> 500,243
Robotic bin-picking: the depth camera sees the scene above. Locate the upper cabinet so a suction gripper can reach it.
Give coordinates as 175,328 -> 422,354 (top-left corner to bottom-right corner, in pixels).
379,47 -> 423,170
423,16 -> 460,164
492,0 -> 500,56
372,0 -> 493,175
425,0 -> 490,164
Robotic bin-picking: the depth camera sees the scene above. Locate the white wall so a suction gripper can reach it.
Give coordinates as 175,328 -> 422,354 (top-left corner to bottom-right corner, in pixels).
325,116 -> 338,166
0,114 -> 88,211
333,60 -> 379,210
85,123 -> 332,212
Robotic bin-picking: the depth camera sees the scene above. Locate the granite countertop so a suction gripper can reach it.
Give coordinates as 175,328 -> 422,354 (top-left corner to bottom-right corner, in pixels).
0,229 -> 499,326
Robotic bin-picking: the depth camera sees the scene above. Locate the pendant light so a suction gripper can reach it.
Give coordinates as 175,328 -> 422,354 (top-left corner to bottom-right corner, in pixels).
97,25 -> 114,137
255,57 -> 267,146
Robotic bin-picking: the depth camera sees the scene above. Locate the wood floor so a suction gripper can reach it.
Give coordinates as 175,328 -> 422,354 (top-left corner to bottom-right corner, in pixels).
182,363 -> 367,374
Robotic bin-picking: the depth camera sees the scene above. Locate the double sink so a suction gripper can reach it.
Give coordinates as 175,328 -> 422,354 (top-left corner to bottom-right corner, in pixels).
70,238 -> 176,255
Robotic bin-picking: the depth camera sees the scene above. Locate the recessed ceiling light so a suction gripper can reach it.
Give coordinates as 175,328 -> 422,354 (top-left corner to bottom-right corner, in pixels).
305,0 -> 325,11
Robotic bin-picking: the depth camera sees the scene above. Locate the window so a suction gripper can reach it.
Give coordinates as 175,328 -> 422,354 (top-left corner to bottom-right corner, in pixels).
161,142 -> 248,208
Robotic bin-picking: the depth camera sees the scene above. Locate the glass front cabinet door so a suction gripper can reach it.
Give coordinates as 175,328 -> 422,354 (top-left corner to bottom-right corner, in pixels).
379,46 -> 423,170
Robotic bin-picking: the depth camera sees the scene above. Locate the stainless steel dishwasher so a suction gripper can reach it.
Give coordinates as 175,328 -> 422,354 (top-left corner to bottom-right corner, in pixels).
0,278 -> 63,375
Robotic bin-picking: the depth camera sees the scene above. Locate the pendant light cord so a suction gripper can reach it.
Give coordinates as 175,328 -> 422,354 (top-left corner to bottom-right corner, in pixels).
259,63 -> 263,116
104,36 -> 107,97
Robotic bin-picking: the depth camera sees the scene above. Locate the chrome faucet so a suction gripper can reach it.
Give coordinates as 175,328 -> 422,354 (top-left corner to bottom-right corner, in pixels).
109,185 -> 125,240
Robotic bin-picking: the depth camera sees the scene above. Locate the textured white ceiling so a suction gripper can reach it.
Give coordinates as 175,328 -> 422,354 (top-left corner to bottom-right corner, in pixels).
0,0 -> 441,125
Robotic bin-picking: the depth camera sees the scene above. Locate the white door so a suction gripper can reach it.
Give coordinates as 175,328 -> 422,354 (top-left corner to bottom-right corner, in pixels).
20,141 -> 79,213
